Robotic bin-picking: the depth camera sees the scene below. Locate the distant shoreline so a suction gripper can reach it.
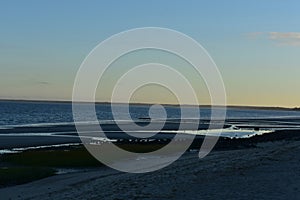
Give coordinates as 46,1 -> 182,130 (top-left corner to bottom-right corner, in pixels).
0,98 -> 298,111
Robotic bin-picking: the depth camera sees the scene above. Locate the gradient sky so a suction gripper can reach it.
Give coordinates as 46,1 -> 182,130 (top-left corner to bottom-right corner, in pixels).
1,0 -> 300,107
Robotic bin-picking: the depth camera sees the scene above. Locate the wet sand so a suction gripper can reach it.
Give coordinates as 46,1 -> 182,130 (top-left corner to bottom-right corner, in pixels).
1,117 -> 299,150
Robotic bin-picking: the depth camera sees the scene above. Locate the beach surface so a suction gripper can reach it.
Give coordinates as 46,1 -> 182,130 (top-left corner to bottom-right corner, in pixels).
1,138 -> 300,200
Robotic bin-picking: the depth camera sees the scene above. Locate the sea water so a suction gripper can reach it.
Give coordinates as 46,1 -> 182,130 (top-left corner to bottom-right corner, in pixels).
1,100 -> 300,128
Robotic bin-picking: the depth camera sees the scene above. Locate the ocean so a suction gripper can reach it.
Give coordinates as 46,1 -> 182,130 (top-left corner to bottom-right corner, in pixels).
1,100 -> 300,153
1,100 -> 300,128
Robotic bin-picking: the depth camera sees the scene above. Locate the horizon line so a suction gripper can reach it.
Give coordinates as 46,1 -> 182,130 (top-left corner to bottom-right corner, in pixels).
0,98 -> 298,110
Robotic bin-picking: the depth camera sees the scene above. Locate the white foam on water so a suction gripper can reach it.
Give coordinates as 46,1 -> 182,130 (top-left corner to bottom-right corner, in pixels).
161,127 -> 273,139
0,149 -> 19,154
11,143 -> 82,152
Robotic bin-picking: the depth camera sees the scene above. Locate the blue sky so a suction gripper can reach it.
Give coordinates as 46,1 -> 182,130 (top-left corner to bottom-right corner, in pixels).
1,0 -> 300,107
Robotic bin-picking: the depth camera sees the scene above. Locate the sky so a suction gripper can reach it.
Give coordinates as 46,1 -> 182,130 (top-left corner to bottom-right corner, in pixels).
0,0 -> 300,107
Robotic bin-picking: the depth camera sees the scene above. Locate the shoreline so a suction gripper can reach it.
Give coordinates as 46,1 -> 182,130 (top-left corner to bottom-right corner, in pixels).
0,128 -> 298,151
0,127 -> 299,154
1,116 -> 300,151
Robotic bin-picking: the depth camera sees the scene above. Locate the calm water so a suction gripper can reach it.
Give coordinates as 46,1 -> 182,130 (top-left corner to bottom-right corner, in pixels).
1,100 -> 300,128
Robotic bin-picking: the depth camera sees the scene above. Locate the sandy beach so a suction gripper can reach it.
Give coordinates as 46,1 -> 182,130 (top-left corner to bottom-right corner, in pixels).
1,137 -> 300,200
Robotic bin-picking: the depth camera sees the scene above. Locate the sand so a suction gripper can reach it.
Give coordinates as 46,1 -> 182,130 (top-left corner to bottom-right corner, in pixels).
1,139 -> 300,200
